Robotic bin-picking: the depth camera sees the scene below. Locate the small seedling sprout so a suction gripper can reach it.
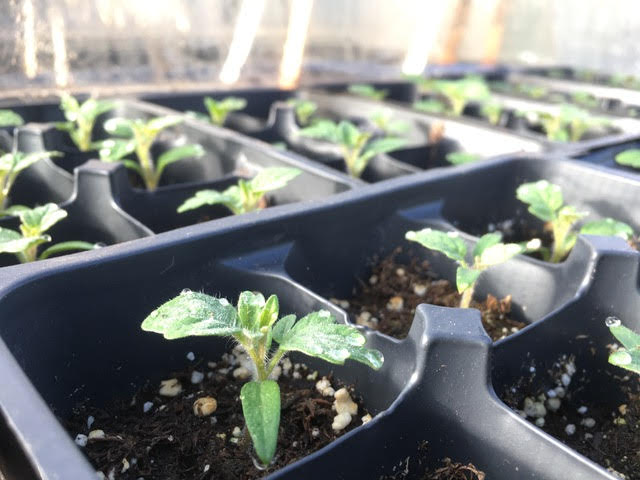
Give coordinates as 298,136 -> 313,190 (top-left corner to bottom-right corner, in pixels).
370,110 -> 409,136
0,203 -> 97,263
287,99 -> 317,126
538,105 -> 608,142
571,91 -> 599,110
56,94 -> 115,151
445,152 -> 482,166
298,120 -> 405,178
516,180 -> 634,262
98,115 -> 205,191
0,147 -> 61,209
606,317 -> 640,375
480,99 -> 502,125
405,228 -> 526,308
413,99 -> 448,114
177,167 -> 301,215
413,76 -> 492,116
0,110 -> 24,128
347,84 -> 388,101
204,96 -> 247,126
141,290 -> 383,466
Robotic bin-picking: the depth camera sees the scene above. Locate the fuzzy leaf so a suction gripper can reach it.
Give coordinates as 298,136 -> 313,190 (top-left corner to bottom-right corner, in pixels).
405,228 -> 467,264
361,137 -> 406,162
259,295 -> 280,329
337,121 -> 361,148
146,115 -> 184,134
347,84 -> 387,100
472,232 -> 503,258
0,110 -> 24,127
13,151 -> 61,172
0,228 -> 49,254
141,291 -> 240,340
249,167 -> 301,194
446,152 -> 481,165
205,96 -> 247,125
288,99 -> 317,125
456,267 -> 481,294
274,310 -> 384,370
103,117 -> 135,137
177,188 -> 242,214
477,242 -> 524,268
413,99 -> 447,114
240,380 -> 280,466
97,138 -> 136,162
60,94 -> 80,121
298,119 -> 339,142
516,180 -> 564,222
271,314 -> 296,342
237,291 -> 266,331
615,149 -> 640,169
580,218 -> 634,240
19,203 -> 67,236
156,144 -> 205,176
607,318 -> 640,375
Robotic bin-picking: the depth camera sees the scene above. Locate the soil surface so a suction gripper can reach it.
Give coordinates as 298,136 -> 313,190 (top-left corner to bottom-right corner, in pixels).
503,356 -> 640,479
66,350 -> 369,480
338,248 -> 525,341
379,442 -> 485,480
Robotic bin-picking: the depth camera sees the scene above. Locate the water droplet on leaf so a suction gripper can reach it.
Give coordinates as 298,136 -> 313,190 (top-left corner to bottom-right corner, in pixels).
605,316 -> 621,327
181,288 -> 192,295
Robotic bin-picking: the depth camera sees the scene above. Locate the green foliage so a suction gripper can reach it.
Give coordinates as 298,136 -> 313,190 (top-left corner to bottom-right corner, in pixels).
413,76 -> 492,116
347,84 -> 388,101
0,110 -> 24,128
516,84 -> 549,99
537,105 -> 608,142
98,116 -> 205,191
177,167 -> 301,215
405,228 -> 524,308
517,181 -> 635,260
516,180 -> 586,262
615,149 -> 640,169
580,218 -> 634,240
141,290 -> 383,466
445,152 -> 482,166
370,110 -> 409,136
0,203 -> 96,263
287,99 -> 317,126
56,94 -> 115,151
606,317 -> 640,375
0,149 -> 61,209
413,99 -> 448,114
204,96 -> 247,126
480,99 -> 502,125
298,119 -> 405,177
571,91 -> 599,109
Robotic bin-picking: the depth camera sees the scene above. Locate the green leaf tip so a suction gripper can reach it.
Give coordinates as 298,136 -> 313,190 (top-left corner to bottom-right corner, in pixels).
606,317 -> 640,375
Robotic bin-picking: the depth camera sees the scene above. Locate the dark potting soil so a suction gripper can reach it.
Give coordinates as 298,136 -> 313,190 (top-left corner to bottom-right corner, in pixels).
338,248 -> 525,341
503,357 -> 640,479
379,442 -> 485,480
66,352 -> 370,480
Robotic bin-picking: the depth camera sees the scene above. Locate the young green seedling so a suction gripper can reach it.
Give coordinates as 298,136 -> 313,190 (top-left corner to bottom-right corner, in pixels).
537,105 -> 608,142
516,180 -> 634,262
98,116 -> 205,191
0,110 -> 24,128
571,91 -> 599,110
413,99 -> 448,114
204,96 -> 247,126
445,152 -> 482,166
480,99 -> 502,125
177,167 -> 301,215
414,76 -> 492,116
370,110 -> 409,136
347,84 -> 388,101
606,317 -> 640,374
287,99 -> 317,126
615,149 -> 640,169
56,94 -> 115,151
405,228 -> 525,309
141,290 -> 383,466
298,120 -> 405,178
0,148 -> 61,209
0,203 -> 96,263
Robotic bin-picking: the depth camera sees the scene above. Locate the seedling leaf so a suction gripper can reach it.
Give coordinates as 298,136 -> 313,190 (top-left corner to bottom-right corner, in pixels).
580,218 -> 634,240
446,152 -> 481,165
456,267 -> 481,294
472,232 -> 503,258
141,292 -> 240,339
0,110 -> 24,127
240,380 -> 280,465
615,149 -> 640,169
516,180 -> 563,222
405,229 -> 467,263
347,84 -> 388,100
607,318 -> 640,375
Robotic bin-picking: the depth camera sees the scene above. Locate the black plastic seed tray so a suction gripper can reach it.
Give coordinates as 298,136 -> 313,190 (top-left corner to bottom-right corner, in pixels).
1,84 -> 640,480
